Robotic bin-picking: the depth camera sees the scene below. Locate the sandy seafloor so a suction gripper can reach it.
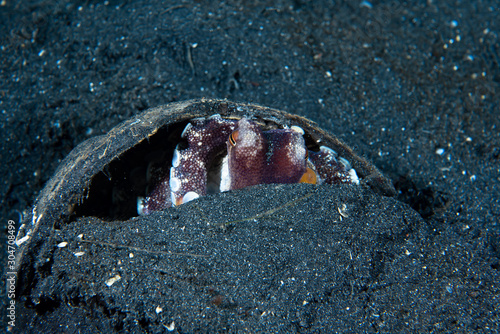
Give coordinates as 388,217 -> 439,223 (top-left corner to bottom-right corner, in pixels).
0,0 -> 499,332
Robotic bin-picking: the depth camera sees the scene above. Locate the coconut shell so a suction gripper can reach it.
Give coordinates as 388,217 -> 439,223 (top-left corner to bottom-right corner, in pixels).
15,98 -> 395,274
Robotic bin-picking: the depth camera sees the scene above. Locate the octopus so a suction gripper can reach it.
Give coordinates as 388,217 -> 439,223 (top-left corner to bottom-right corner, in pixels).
137,114 -> 359,215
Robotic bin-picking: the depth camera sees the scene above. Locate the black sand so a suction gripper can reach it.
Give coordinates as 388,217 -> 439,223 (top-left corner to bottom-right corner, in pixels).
1,1 -> 499,332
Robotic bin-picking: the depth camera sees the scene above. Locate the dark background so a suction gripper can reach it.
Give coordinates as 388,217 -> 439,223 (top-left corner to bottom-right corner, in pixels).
1,0 -> 499,332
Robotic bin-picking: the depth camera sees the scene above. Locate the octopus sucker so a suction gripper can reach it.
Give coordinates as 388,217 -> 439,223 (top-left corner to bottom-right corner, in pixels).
138,115 -> 360,215
290,125 -> 305,135
180,123 -> 192,138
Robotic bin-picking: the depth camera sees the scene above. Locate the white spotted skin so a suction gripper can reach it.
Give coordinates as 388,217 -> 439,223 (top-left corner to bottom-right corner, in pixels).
139,116 -> 361,214
286,134 -> 307,167
227,119 -> 267,189
235,119 -> 264,152
168,116 -> 237,206
308,145 -> 358,185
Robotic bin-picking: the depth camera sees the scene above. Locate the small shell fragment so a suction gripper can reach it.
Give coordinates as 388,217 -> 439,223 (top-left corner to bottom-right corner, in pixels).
105,274 -> 121,287
164,321 -> 175,331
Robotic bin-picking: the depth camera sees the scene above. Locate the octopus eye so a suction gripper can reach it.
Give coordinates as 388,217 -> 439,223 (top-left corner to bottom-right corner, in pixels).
299,167 -> 317,184
229,130 -> 239,146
